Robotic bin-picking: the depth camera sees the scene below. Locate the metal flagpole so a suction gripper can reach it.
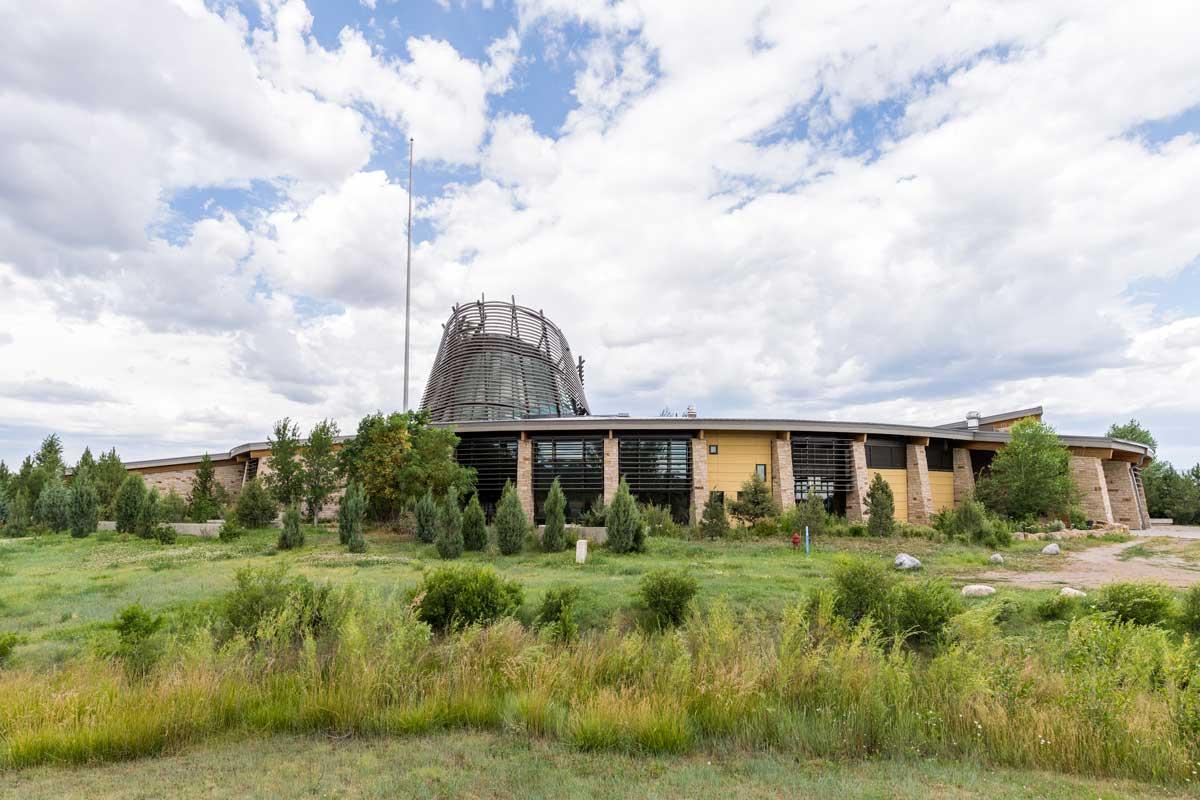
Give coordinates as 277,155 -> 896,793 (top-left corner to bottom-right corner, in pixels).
403,137 -> 414,410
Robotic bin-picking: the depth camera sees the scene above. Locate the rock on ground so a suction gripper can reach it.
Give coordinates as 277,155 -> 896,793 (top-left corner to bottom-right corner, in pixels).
894,553 -> 922,570
1060,587 -> 1087,598
1041,543 -> 1061,555
962,584 -> 996,597
988,553 -> 1004,564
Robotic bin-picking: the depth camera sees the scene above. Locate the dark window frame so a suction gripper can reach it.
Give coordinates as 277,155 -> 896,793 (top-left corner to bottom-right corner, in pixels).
925,440 -> 954,472
865,438 -> 906,470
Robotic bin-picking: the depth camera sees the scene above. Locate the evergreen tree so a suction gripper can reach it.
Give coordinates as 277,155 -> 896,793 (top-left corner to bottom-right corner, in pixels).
796,490 -> 827,538
234,478 -> 278,528
865,473 -> 896,537
434,487 -> 464,559
339,481 -> 367,552
699,494 -> 730,539
68,475 -> 100,538
34,434 -> 65,480
114,474 -> 147,534
265,418 -> 304,508
728,474 -> 779,525
278,504 -> 304,550
93,449 -> 128,518
188,453 -> 219,522
462,493 -> 488,551
606,478 -> 644,554
75,447 -> 96,481
6,490 -> 32,537
35,480 -> 71,532
414,489 -> 438,543
302,418 -> 340,523
541,478 -> 568,551
160,489 -> 189,522
494,480 -> 528,555
135,489 -> 161,540
0,460 -> 10,494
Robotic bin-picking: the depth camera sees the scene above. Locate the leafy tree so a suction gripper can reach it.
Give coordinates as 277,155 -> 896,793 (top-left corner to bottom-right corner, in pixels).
606,478 -> 644,554
35,480 -> 71,532
728,474 -> 779,525
266,418 -> 304,508
976,420 -> 1075,520
338,411 -> 474,521
135,489 -> 161,540
5,490 -> 32,537
435,487 -> 464,559
1107,419 -> 1157,451
699,493 -> 730,539
234,478 -> 278,528
462,493 -> 488,551
541,478 -> 567,552
188,453 -> 221,522
68,475 -> 100,538
278,504 -> 304,550
865,473 -> 895,537
414,489 -> 438,543
93,449 -> 128,517
1142,461 -> 1200,524
339,481 -> 367,553
160,489 -> 189,523
114,475 -> 147,533
301,419 -> 340,523
494,480 -> 528,555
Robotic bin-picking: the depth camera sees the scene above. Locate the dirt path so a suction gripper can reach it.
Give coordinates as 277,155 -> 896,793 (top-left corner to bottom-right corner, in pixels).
980,530 -> 1200,589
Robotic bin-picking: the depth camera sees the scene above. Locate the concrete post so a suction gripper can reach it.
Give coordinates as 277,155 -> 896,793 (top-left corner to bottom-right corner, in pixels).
905,444 -> 934,525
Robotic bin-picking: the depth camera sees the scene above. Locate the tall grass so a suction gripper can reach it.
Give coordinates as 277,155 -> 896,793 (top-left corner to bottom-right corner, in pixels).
2,587 -> 1198,784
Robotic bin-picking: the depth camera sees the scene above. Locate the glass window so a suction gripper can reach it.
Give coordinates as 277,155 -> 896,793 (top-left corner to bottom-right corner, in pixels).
708,444 -> 718,455
866,440 -> 906,469
755,464 -> 766,480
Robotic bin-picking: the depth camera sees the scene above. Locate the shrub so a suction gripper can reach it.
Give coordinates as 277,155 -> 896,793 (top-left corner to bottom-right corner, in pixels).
134,489 -> 161,540
637,569 -> 698,629
606,478 -> 644,554
581,496 -> 607,527
749,518 -> 779,537
68,476 -> 100,538
640,503 -> 678,538
4,491 -> 31,537
219,565 -> 331,642
414,490 -> 438,544
728,474 -> 779,525
113,475 -> 146,533
931,498 -> 1011,548
235,478 -> 277,529
542,478 -> 567,552
277,504 -> 304,550
435,488 -> 464,559
0,631 -> 20,667
975,419 -> 1075,520
1068,507 -> 1088,530
865,473 -> 895,537
112,604 -> 164,678
160,489 -> 188,523
1037,593 -> 1077,621
461,494 -> 487,551
35,480 -> 71,532
793,491 -> 828,538
1179,585 -> 1200,634
494,481 -> 528,556
188,453 -> 221,522
218,520 -> 245,541
846,521 -> 867,537
830,556 -> 894,624
1097,582 -> 1174,626
535,585 -> 581,641
412,565 -> 523,633
339,481 -> 367,553
699,494 -> 729,539
886,579 -> 961,647
153,523 -> 177,545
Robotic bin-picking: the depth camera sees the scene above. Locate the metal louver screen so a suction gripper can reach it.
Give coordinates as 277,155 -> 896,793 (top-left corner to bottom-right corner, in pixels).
618,437 -> 692,492
532,438 -> 604,492
792,437 -> 854,498
454,437 -> 518,493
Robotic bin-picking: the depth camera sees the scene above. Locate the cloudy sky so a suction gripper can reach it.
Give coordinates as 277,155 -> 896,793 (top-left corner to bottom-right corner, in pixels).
2,0 -> 1199,470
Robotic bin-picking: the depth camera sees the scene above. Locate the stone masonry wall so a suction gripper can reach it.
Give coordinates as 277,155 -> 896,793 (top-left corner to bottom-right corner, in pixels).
771,438 -> 795,512
905,444 -> 934,525
952,448 -> 975,506
846,439 -> 869,522
516,437 -> 534,524
1133,469 -> 1153,529
1103,460 -> 1143,529
1071,456 -> 1114,525
690,437 -> 709,525
140,462 -> 243,505
603,437 -> 619,505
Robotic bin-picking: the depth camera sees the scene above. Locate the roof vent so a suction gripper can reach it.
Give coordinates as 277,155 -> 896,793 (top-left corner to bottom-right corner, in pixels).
966,411 -> 981,430
686,404 -> 697,418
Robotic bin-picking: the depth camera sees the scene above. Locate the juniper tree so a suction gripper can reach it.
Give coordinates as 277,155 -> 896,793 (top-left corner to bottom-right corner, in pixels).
93,449 -> 128,518
339,480 -> 367,553
114,475 -> 146,534
699,494 -> 730,539
541,478 -> 568,552
68,475 -> 100,538
728,474 -> 779,525
606,478 -> 644,554
462,493 -> 488,551
414,489 -> 438,543
434,487 -> 464,559
188,454 -> 220,522
494,481 -> 528,555
35,480 -> 71,532
865,473 -> 895,537
135,489 -> 162,540
278,504 -> 304,550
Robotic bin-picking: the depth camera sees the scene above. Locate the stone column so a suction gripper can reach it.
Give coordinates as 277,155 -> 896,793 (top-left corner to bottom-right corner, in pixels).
1103,460 -> 1142,529
1071,456 -> 1114,525
846,439 -> 869,522
770,437 -> 795,512
905,443 -> 934,525
951,448 -> 974,506
603,436 -> 619,505
690,437 -> 709,525
1133,468 -> 1152,529
516,437 -> 534,524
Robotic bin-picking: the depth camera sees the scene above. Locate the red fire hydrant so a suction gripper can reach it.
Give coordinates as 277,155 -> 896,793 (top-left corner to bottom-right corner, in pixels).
791,531 -> 801,549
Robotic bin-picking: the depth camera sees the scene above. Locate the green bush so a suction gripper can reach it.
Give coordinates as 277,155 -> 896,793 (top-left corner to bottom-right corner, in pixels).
461,494 -> 487,551
699,494 -> 729,539
160,489 -> 188,523
218,520 -> 245,541
112,604 -> 164,678
68,476 -> 100,538
414,490 -> 438,544
728,474 -> 779,525
932,498 -> 1012,548
897,523 -> 938,539
1036,593 -> 1077,621
535,584 -> 581,641
340,481 -> 367,553
494,481 -> 528,556
846,521 -> 867,537
865,473 -> 895,537
219,565 -> 332,642
134,489 -> 161,540
886,579 -> 961,647
35,480 -> 71,532
749,518 -> 779,538
830,556 -> 894,624
277,504 -> 304,550
791,492 -> 828,538
153,523 -> 177,545
1096,582 -> 1174,626
975,419 -> 1075,520
435,488 -> 464,559
606,478 -> 644,554
412,565 -> 523,633
581,496 -> 607,527
113,475 -> 146,534
542,478 -> 567,552
640,503 -> 679,538
1179,585 -> 1200,634
235,478 -> 277,529
0,631 -> 20,667
4,491 -> 31,537
638,569 -> 698,629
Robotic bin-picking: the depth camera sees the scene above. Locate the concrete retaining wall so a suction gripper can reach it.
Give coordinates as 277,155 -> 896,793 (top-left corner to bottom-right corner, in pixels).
98,520 -> 224,538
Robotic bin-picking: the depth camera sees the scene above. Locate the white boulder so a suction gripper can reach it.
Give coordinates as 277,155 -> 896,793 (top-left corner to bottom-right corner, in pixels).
894,553 -> 922,570
1041,543 -> 1061,555
1059,587 -> 1086,598
962,584 -> 996,598
988,553 -> 1005,565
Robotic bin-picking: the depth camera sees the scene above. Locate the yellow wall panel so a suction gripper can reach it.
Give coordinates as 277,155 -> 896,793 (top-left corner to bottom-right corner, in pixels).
930,471 -> 954,513
706,431 -> 773,496
870,468 -> 908,521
